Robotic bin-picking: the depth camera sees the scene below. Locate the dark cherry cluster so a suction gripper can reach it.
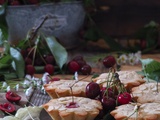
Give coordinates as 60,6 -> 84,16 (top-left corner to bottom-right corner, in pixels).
0,0 -> 61,6
0,91 -> 21,114
21,48 -> 55,76
67,55 -> 92,75
85,72 -> 132,119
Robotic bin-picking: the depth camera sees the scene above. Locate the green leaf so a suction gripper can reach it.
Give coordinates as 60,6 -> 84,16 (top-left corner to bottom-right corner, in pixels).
45,37 -> 68,69
141,58 -> 160,73
0,5 -> 5,15
0,54 -> 12,64
10,47 -> 25,78
140,58 -> 160,80
0,54 -> 12,69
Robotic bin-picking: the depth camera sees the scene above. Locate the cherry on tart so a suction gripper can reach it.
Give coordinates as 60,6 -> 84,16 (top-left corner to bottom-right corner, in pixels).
0,103 -> 16,113
117,92 -> 131,105
100,87 -> 115,99
66,102 -> 80,108
6,91 -> 21,103
86,82 -> 100,99
101,96 -> 116,112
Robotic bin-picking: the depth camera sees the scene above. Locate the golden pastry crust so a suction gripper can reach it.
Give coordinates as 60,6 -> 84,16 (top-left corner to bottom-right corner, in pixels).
110,103 -> 160,120
43,96 -> 102,120
131,83 -> 160,103
44,80 -> 89,98
93,71 -> 145,91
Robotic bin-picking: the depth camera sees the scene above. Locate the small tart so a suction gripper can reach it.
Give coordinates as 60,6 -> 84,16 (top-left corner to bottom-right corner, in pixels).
131,82 -> 160,103
43,96 -> 102,120
110,103 -> 160,120
44,80 -> 90,98
93,71 -> 145,91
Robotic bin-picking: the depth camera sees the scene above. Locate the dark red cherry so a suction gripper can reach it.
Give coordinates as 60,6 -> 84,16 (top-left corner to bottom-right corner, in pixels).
67,61 -> 80,74
100,87 -> 115,99
86,82 -> 100,99
101,96 -> 116,111
25,57 -> 32,65
72,55 -> 84,61
34,57 -> 44,66
25,65 -> 36,76
81,64 -> 92,75
45,55 -> 55,65
117,92 -> 131,105
66,102 -> 79,108
76,60 -> 86,68
10,0 -> 20,5
103,56 -> 116,68
44,64 -> 54,75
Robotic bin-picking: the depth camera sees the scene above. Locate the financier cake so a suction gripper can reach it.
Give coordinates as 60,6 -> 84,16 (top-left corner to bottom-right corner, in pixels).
110,102 -> 160,120
131,82 -> 160,103
43,80 -> 90,98
43,96 -> 102,120
93,71 -> 145,91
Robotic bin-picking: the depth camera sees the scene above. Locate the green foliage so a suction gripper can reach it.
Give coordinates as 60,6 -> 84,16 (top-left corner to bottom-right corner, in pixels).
133,21 -> 159,53
45,36 -> 68,69
0,54 -> 12,69
10,47 -> 25,78
84,25 -> 126,51
141,58 -> 160,81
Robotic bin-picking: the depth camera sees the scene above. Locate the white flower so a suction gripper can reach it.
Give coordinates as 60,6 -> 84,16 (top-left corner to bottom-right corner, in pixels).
15,84 -> 19,91
42,72 -> 50,84
119,54 -> 128,64
74,72 -> 78,81
32,77 -> 40,86
23,79 -> 32,88
134,51 -> 141,64
2,82 -> 7,88
41,86 -> 46,94
24,74 -> 32,81
25,86 -> 34,97
128,56 -> 136,65
116,57 -> 122,65
7,86 -> 11,92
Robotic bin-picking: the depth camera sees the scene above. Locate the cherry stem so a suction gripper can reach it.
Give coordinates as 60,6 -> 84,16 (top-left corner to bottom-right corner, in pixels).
29,15 -> 48,41
70,87 -> 74,103
156,76 -> 159,93
69,75 -> 90,103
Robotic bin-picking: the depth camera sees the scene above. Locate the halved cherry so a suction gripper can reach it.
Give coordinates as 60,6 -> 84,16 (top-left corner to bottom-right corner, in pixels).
49,77 -> 60,83
6,91 -> 21,103
0,103 -> 16,113
66,102 -> 79,108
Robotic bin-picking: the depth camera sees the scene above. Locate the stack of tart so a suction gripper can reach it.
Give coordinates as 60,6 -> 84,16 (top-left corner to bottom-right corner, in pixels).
43,71 -> 160,120
43,79 -> 102,120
